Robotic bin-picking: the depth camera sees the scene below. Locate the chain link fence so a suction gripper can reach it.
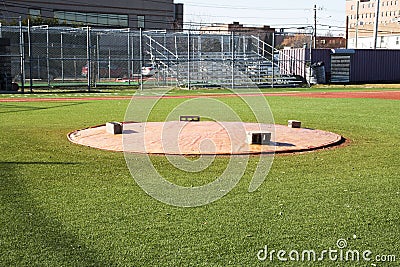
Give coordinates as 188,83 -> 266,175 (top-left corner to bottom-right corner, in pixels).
0,25 -> 309,91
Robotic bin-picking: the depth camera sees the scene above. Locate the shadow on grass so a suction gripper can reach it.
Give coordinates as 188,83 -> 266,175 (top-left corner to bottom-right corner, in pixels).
0,161 -> 82,165
0,162 -> 115,265
0,102 -> 87,114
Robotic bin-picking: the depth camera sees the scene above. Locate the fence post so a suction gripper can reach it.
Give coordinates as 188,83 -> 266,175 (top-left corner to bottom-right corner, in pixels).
46,25 -> 50,87
174,35 -> 179,84
134,32 -> 136,84
139,27 -> 143,91
27,19 -> 33,92
271,32 -> 275,89
187,30 -> 190,90
231,31 -> 235,90
61,32 -> 64,83
86,26 -> 91,92
96,33 -> 100,86
19,17 -> 25,93
127,29 -> 131,85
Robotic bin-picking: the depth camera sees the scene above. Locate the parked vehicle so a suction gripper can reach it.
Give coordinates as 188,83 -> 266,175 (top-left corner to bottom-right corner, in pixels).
141,65 -> 157,76
81,63 -> 125,78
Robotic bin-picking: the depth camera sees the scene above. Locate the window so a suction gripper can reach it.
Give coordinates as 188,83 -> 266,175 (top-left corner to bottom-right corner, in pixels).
396,37 -> 400,45
137,15 -> 145,28
29,9 -> 41,18
54,11 -> 128,27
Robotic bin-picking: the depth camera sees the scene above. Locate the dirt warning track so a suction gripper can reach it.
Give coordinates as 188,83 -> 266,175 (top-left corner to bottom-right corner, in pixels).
1,90 -> 399,102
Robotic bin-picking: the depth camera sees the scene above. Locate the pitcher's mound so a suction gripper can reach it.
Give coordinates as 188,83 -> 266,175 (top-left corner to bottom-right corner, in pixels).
68,121 -> 343,155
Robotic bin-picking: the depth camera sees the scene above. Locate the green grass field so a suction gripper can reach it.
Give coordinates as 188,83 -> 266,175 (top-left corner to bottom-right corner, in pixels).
0,88 -> 399,266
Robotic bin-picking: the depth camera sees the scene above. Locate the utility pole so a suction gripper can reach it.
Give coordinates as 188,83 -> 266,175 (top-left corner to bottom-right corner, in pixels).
346,16 -> 349,49
373,0 -> 381,49
355,0 -> 360,48
313,4 -> 317,49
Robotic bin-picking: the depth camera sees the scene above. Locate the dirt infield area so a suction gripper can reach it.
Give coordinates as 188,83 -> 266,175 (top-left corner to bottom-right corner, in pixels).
68,121 -> 343,155
0,90 -> 399,102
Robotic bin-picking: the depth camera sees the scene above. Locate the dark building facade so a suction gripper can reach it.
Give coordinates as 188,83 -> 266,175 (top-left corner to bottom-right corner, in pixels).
0,0 -> 183,30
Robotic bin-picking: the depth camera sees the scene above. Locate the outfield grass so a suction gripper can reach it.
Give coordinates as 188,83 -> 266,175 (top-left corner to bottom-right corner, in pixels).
0,91 -> 399,266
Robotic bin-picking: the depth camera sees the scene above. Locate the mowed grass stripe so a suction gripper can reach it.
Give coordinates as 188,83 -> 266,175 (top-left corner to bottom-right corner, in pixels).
0,94 -> 399,266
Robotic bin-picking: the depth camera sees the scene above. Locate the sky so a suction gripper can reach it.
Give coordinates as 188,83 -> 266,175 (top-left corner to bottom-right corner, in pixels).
178,0 -> 346,35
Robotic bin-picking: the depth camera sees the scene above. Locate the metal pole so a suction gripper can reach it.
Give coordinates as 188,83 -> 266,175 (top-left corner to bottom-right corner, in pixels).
108,49 -> 111,80
187,30 -> 190,89
174,35 -> 179,84
373,0 -> 381,49
96,34 -> 100,85
46,26 -> 50,87
61,32 -> 64,82
313,4 -> 317,49
27,19 -> 33,92
164,33 -> 168,86
221,35 -> 224,55
19,17 -> 25,93
139,28 -> 143,90
86,27 -> 91,92
134,33 -> 135,84
355,0 -> 360,49
231,31 -> 235,90
308,28 -> 313,88
127,29 -> 131,85
74,56 -> 77,80
345,16 -> 349,49
271,32 -> 275,88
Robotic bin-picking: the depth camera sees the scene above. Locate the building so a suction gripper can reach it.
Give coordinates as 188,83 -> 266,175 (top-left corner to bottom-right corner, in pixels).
346,0 -> 400,48
0,0 -> 183,30
200,22 -> 275,44
315,37 -> 347,49
279,34 -> 346,49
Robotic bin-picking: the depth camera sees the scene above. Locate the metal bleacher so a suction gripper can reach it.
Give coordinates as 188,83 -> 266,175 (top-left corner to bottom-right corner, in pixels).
142,32 -> 303,89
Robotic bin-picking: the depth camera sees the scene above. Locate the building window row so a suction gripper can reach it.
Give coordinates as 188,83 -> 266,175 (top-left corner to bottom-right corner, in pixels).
355,0 -> 400,9
350,10 -> 400,20
54,11 -> 129,27
381,0 -> 398,6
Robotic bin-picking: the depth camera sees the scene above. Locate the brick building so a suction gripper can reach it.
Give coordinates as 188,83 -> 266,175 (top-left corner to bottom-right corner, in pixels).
200,22 -> 275,44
